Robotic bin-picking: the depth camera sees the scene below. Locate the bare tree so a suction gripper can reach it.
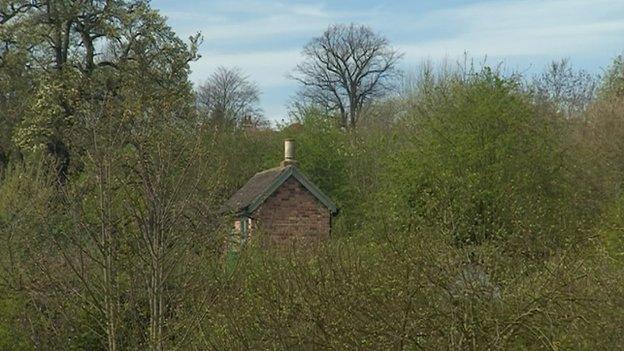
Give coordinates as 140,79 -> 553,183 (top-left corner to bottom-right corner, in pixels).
197,66 -> 263,127
291,24 -> 402,129
532,59 -> 597,117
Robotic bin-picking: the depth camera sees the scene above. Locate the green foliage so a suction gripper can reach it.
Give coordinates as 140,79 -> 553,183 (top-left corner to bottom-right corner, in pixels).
600,54 -> 624,99
14,69 -> 81,152
192,229 -> 624,350
597,192 -> 624,262
283,112 -> 349,204
382,68 -> 587,252
0,291 -> 32,351
1,0 -> 200,180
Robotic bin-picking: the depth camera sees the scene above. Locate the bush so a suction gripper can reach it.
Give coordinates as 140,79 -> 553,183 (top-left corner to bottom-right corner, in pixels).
380,68 -> 592,254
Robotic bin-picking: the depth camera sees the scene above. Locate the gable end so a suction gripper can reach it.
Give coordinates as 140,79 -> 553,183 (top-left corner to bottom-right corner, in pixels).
247,167 -> 338,215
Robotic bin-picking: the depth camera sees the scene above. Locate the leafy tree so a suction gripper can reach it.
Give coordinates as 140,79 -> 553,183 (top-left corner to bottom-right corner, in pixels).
3,0 -> 199,181
600,54 -> 624,99
383,67 -> 585,252
0,1 -> 36,170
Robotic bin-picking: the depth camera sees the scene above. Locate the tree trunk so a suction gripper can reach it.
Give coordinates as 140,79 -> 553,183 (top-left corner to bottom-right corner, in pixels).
98,157 -> 119,351
349,103 -> 358,129
147,211 -> 164,351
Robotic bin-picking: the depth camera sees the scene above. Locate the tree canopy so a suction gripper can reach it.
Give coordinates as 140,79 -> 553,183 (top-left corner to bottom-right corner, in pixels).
197,66 -> 264,128
291,24 -> 402,129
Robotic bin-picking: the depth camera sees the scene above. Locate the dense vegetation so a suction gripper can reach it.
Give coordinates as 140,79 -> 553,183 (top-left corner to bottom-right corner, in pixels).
2,1 -> 624,350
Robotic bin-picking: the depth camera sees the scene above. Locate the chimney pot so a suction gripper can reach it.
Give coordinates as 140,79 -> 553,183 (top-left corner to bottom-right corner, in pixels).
281,139 -> 298,167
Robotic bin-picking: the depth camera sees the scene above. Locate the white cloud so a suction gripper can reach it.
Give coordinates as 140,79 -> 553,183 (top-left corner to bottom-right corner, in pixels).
160,0 -> 624,122
396,0 -> 624,60
398,20 -> 624,61
210,0 -> 325,16
179,1 -> 334,41
190,49 -> 302,87
199,15 -> 328,42
160,11 -> 228,23
185,0 -> 624,80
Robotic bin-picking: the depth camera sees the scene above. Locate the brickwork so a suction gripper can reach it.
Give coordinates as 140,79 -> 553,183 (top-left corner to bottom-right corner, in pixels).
253,176 -> 331,244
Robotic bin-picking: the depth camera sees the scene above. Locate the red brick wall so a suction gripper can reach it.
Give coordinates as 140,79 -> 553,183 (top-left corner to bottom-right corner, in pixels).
253,177 -> 331,244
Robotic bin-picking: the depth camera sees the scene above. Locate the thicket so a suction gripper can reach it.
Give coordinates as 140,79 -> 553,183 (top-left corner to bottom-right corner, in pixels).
2,2 -> 624,349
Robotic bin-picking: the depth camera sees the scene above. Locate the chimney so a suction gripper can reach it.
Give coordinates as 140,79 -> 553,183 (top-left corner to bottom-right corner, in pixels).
281,139 -> 298,167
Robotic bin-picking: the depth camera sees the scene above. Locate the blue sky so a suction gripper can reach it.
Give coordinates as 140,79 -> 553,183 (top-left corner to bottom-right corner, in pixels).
151,0 -> 624,123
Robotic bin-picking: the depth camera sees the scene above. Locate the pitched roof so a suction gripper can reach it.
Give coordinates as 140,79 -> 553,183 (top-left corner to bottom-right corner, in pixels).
221,165 -> 338,216
222,166 -> 285,214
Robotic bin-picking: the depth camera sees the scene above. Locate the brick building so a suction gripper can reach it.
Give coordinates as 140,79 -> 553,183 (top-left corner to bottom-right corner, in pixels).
222,139 -> 338,244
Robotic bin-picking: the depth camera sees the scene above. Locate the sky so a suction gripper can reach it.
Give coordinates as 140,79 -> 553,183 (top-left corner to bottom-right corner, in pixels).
151,0 -> 624,123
